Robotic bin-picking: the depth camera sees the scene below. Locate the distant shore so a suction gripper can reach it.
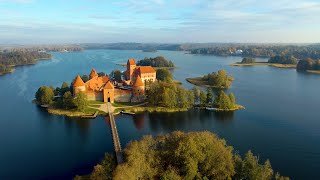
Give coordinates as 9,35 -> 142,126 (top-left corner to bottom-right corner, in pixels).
0,57 -> 52,76
115,63 -> 177,70
230,62 -> 297,69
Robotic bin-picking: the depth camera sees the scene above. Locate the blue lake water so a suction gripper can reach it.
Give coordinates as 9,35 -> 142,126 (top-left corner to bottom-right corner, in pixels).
0,50 -> 319,179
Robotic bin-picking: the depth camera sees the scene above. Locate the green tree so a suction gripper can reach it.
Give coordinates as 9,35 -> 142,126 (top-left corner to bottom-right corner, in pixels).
229,92 -> 236,107
73,92 -> 88,112
35,86 -> 54,105
241,57 -> 255,64
214,90 -> 232,109
98,72 -> 105,77
162,87 -> 177,108
110,70 -> 122,82
192,86 -> 201,103
81,75 -> 89,82
156,68 -> 173,82
62,91 -> 74,109
206,69 -> 233,88
60,82 -> 70,96
206,88 -> 213,104
297,58 -> 315,71
234,151 -> 274,180
200,90 -> 207,106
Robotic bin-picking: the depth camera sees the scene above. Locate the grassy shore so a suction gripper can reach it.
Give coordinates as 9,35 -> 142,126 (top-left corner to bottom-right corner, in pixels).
0,68 -> 15,76
186,77 -> 230,88
213,104 -> 245,111
0,57 -> 52,76
124,106 -> 189,113
306,70 -> 320,74
231,62 -> 297,69
47,106 -> 106,117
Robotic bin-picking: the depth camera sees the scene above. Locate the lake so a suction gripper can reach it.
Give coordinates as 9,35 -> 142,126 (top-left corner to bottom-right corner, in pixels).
0,50 -> 319,179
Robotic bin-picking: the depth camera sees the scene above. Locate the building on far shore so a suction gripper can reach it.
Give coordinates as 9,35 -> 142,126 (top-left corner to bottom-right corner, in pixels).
73,59 -> 156,103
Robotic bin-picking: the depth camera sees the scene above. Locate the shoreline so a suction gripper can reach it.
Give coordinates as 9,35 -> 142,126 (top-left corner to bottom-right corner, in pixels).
47,107 -> 107,117
0,57 -> 52,76
115,63 -> 178,70
231,62 -> 297,69
196,104 -> 245,112
186,77 -> 230,88
306,70 -> 320,74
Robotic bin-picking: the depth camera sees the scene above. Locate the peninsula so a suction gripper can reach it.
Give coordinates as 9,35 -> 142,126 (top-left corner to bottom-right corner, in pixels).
0,50 -> 52,75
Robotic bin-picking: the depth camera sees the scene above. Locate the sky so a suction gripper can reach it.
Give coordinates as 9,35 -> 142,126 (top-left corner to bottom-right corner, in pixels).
0,0 -> 320,44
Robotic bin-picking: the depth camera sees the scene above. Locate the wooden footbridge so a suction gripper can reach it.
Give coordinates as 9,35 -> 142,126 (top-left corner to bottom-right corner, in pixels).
106,103 -> 124,164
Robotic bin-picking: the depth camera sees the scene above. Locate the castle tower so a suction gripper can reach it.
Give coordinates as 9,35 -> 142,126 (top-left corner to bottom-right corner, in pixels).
73,75 -> 86,96
132,75 -> 144,96
89,68 -> 98,79
103,81 -> 114,103
126,59 -> 136,81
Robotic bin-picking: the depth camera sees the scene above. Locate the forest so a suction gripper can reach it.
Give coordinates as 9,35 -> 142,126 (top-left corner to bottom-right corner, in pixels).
137,56 -> 175,67
75,131 -> 289,180
190,44 -> 320,59
0,50 -> 51,74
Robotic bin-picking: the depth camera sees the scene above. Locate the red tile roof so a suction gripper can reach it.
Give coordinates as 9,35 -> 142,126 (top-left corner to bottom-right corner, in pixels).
127,59 -> 136,65
104,81 -> 114,89
73,75 -> 85,87
133,76 -> 144,87
138,66 -> 156,74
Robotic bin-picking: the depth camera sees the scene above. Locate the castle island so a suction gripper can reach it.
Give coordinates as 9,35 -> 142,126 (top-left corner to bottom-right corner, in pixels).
73,59 -> 156,103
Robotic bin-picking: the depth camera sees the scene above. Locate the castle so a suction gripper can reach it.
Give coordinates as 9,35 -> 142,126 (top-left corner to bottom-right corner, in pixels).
72,59 -> 156,103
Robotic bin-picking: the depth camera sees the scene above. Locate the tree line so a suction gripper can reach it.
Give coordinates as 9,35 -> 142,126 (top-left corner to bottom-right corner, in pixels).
193,87 -> 238,110
268,55 -> 297,64
190,44 -> 320,59
137,56 -> 174,67
75,131 -> 289,180
297,58 -> 320,72
0,50 -> 51,74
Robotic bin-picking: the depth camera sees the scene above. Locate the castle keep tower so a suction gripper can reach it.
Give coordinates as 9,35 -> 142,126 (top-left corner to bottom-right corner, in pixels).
126,59 -> 136,80
73,75 -> 86,95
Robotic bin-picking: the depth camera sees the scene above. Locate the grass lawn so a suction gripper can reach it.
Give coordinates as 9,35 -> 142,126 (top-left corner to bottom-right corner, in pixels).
186,77 -> 231,88
88,100 -> 104,104
112,102 -> 141,107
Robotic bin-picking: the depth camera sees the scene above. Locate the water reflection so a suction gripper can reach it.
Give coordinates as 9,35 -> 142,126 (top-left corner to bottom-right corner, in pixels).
213,111 -> 234,121
133,113 -> 145,130
137,109 -> 235,132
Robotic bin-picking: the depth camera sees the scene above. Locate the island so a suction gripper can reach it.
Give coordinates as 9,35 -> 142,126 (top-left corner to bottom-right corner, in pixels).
74,131 -> 289,180
34,58 -> 194,117
0,50 -> 52,75
186,69 -> 234,88
231,56 -> 297,69
142,48 -> 157,52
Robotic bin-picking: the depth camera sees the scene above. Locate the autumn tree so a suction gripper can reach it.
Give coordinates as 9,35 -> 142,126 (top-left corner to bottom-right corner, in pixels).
35,86 -> 54,105
73,92 -> 88,112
